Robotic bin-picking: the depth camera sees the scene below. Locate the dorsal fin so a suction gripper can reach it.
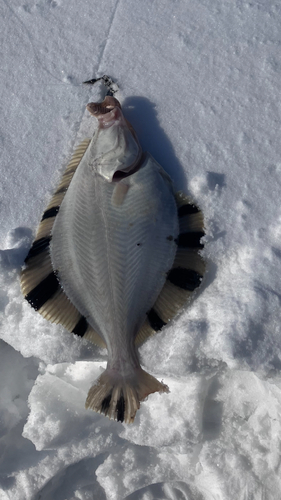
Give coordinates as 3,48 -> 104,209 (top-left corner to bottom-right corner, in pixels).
135,191 -> 206,346
20,139 -> 106,348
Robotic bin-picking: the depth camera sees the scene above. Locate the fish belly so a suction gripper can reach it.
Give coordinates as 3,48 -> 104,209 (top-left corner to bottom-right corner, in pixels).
50,152 -> 178,366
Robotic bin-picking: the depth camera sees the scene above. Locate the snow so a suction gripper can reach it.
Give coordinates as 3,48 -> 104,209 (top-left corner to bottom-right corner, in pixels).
1,0 -> 281,498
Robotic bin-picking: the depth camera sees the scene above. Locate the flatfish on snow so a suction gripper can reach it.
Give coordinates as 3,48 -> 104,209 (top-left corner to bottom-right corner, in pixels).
20,81 -> 205,423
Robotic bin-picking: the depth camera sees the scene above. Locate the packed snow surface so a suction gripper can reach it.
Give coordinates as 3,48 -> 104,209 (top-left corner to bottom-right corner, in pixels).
1,0 -> 281,499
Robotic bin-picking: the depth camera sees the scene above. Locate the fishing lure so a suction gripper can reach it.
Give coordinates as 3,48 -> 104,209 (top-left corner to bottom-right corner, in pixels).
20,77 -> 205,423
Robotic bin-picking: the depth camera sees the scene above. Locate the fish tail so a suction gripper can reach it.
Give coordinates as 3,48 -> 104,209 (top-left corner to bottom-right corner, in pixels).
85,367 -> 169,423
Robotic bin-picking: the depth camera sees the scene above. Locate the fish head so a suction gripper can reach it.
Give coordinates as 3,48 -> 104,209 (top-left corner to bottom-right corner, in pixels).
87,97 -> 142,182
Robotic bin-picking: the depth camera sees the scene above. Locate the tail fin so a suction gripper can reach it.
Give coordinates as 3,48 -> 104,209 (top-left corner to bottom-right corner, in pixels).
85,367 -> 169,423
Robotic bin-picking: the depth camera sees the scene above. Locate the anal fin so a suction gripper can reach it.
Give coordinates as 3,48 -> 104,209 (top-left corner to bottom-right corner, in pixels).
135,318 -> 156,346
84,326 -> 106,349
134,190 -> 206,345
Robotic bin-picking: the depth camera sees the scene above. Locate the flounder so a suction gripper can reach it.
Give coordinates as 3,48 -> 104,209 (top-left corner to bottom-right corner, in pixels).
20,87 -> 205,423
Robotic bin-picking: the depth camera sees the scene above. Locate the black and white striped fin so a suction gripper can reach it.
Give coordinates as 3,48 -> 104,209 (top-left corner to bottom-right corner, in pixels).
175,191 -> 205,249
21,250 -> 53,295
23,138 -> 91,251
153,281 -> 193,324
54,139 -> 90,194
19,138 -> 105,347
135,318 -> 155,346
84,326 -> 106,348
39,292 -> 105,346
35,219 -> 57,240
135,308 -> 168,346
135,191 -> 206,345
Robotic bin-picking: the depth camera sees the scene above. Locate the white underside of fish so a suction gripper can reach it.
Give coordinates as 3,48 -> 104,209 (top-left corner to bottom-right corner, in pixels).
51,151 -> 179,374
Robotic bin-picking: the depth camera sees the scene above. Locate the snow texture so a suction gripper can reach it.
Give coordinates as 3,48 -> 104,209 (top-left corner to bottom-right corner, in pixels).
1,0 -> 281,499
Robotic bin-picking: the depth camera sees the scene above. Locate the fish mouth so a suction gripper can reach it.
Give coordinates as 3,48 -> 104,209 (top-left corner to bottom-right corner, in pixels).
87,96 -> 121,116
87,97 -> 139,140
87,97 -> 123,130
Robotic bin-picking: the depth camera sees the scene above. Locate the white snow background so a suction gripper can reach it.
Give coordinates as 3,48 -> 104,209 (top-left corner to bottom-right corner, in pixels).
1,0 -> 281,499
